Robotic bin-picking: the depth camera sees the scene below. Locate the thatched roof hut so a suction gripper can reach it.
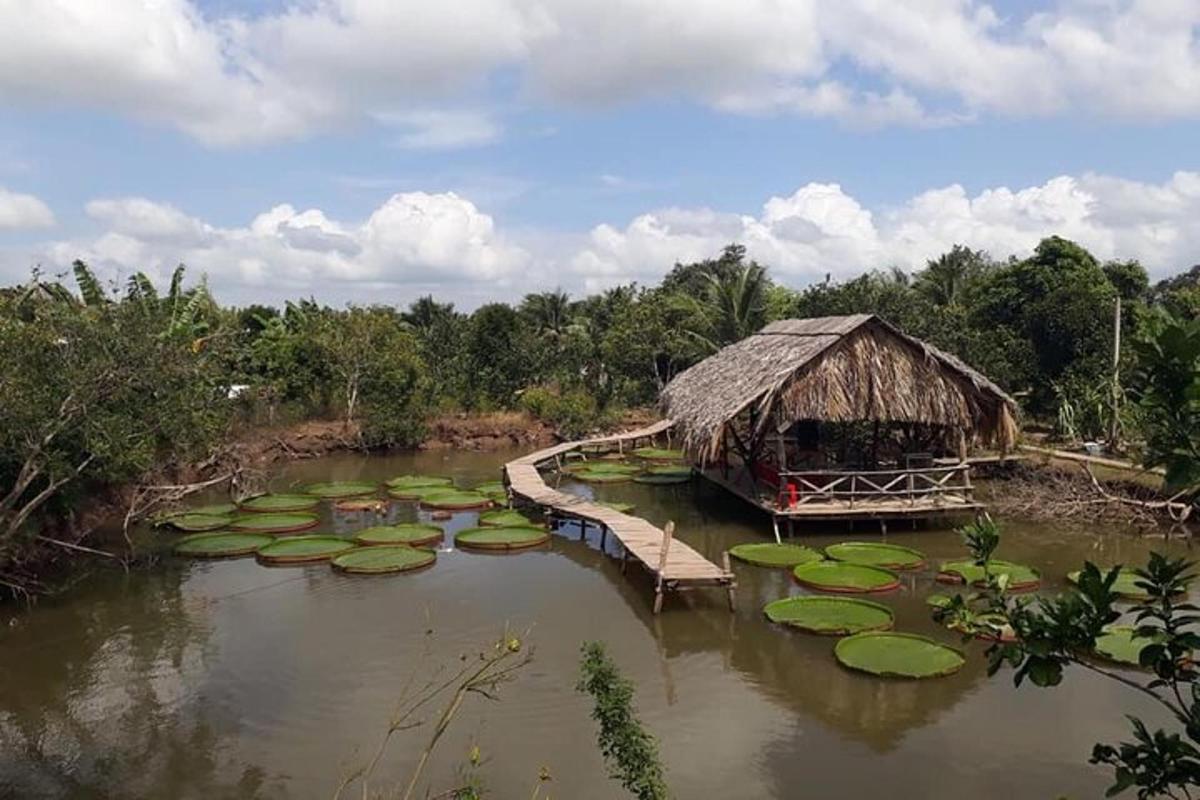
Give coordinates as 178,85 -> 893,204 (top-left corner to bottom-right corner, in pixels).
661,314 -> 1018,463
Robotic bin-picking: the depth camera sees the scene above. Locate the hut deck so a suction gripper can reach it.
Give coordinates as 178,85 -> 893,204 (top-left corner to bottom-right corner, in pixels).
698,467 -> 982,529
504,420 -> 735,614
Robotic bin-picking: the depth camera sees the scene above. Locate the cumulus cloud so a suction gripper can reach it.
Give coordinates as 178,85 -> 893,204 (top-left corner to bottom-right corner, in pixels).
0,1 -> 1197,144
7,172 -> 1200,306
25,192 -> 527,305
0,186 -> 54,229
570,172 -> 1200,292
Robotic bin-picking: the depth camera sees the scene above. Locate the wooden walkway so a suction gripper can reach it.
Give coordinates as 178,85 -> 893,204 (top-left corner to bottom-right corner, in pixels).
504,420 -> 736,614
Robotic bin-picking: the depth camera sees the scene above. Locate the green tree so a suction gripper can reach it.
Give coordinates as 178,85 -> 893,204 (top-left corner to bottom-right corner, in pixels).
1129,312 -> 1200,493
912,244 -> 990,307
463,303 -> 536,408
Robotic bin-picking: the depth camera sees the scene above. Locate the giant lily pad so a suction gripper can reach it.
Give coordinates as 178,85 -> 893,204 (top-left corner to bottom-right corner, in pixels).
574,469 -> 636,483
161,512 -> 232,532
239,493 -> 320,513
299,481 -> 378,499
229,513 -> 320,533
729,542 -> 823,568
1066,568 -> 1181,601
632,470 -> 692,486
835,632 -> 966,678
174,532 -> 273,558
826,541 -> 926,570
563,462 -> 639,475
926,594 -> 1016,643
631,447 -> 686,461
420,491 -> 491,511
455,525 -> 550,552
793,561 -> 900,593
938,559 -> 1040,591
1094,625 -> 1165,667
479,509 -> 536,527
331,545 -> 435,575
256,535 -> 355,565
333,497 -> 389,513
354,523 -> 443,547
388,484 -> 461,501
386,475 -> 453,490
764,596 -> 894,635
599,501 -> 636,514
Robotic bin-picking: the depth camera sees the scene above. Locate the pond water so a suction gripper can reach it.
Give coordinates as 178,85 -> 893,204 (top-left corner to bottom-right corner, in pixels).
1,448 -> 1195,799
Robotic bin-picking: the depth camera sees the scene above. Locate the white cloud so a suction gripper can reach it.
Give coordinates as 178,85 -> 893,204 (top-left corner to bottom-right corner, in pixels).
0,186 -> 54,229
570,172 -> 1200,292
27,192 -> 527,305
0,1 -> 1198,144
6,171 -> 1200,306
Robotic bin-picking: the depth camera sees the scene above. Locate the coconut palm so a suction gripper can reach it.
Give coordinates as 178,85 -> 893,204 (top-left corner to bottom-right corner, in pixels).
521,290 -> 574,342
680,262 -> 769,354
913,245 -> 988,307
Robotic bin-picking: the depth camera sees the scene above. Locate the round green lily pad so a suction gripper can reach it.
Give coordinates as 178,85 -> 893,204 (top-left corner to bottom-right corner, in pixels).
333,497 -> 389,512
938,559 -> 1041,591
385,475 -> 453,490
1094,625 -> 1162,666
299,481 -> 378,499
354,523 -> 443,547
479,509 -> 535,527
729,542 -> 823,568
174,532 -> 273,558
764,596 -> 894,635
162,512 -> 232,532
420,491 -> 491,511
474,481 -> 506,495
332,545 -> 436,574
835,632 -> 966,678
574,469 -> 635,483
826,541 -> 926,570
187,503 -> 238,516
239,493 -> 320,513
563,462 -> 639,475
387,484 -> 461,501
647,465 -> 692,477
229,513 -> 320,533
599,501 -> 636,513
256,536 -> 355,565
455,525 -> 551,552
1067,568 -> 1168,600
631,447 -> 685,461
792,561 -> 900,593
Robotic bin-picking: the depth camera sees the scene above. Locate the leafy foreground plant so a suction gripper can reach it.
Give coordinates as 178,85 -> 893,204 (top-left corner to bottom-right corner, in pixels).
333,628 -> 546,800
578,641 -> 670,800
934,516 -> 1200,799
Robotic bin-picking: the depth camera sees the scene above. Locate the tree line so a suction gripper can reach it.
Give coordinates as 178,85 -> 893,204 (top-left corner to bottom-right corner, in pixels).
2,236 -> 1199,588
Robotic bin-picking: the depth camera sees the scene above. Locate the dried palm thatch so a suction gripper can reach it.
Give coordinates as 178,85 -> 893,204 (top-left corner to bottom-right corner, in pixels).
660,314 -> 1018,463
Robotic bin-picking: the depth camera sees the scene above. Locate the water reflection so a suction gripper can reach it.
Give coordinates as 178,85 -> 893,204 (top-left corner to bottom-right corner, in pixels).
0,447 -> 1194,799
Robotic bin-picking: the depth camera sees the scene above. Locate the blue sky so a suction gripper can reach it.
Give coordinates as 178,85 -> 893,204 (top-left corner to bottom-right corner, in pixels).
1,1 -> 1198,307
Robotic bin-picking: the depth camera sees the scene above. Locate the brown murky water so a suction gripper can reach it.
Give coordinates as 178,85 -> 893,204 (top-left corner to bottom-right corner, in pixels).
1,448 -> 1194,799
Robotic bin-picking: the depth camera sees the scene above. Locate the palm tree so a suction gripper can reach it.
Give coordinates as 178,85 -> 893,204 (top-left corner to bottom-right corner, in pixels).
681,263 -> 768,354
521,290 -> 573,342
914,245 -> 988,307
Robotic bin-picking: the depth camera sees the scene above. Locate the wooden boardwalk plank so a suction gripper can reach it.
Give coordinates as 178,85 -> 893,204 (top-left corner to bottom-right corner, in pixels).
504,421 -> 735,613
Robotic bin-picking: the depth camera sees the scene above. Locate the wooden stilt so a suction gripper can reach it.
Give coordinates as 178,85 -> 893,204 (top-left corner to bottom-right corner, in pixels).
879,518 -> 888,536
653,521 -> 675,615
771,516 -> 781,544
722,551 -> 736,612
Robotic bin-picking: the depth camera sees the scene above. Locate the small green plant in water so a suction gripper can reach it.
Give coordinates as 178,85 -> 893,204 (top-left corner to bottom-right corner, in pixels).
932,516 -> 1200,799
578,641 -> 669,800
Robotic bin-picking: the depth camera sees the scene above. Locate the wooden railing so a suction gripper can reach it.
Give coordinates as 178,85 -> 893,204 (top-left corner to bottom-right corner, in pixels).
774,464 -> 973,508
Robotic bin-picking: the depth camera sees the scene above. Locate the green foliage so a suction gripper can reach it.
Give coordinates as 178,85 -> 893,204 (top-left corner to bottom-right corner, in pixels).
578,642 -> 669,800
519,385 -> 611,438
1129,312 -> 1200,492
934,517 -> 1200,799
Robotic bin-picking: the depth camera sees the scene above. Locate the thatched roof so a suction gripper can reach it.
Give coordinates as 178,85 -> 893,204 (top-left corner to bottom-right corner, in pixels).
661,314 -> 1018,461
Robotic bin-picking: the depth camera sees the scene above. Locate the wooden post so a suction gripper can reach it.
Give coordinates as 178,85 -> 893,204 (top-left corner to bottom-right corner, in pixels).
771,516 -> 782,544
722,550 -> 736,612
654,521 -> 675,615
1109,295 -> 1122,449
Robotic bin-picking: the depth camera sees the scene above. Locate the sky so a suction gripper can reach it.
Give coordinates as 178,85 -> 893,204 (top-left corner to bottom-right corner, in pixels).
0,0 -> 1199,308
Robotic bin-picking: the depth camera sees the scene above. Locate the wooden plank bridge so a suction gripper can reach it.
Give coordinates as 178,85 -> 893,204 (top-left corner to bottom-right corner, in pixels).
504,420 -> 736,614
